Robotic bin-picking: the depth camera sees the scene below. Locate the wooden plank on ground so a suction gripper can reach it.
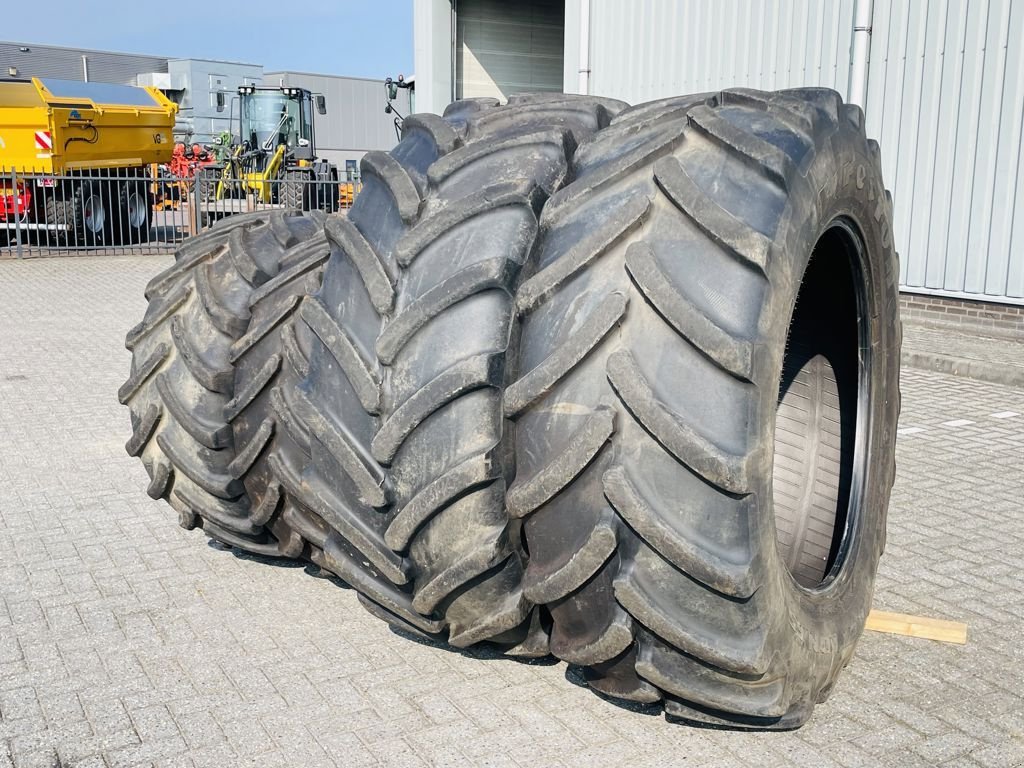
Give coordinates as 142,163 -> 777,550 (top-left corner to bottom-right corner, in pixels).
865,609 -> 967,644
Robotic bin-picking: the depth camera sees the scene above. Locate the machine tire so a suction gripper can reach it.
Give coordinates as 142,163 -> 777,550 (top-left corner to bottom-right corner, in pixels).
75,180 -> 109,246
196,167 -> 221,202
225,209 -> 331,559
43,194 -> 75,247
119,210 -> 330,555
504,89 -> 900,727
319,168 -> 340,213
115,177 -> 153,245
238,95 -> 628,649
280,171 -> 309,211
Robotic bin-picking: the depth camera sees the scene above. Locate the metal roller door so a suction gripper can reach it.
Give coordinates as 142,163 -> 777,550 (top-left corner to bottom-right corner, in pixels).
456,0 -> 565,100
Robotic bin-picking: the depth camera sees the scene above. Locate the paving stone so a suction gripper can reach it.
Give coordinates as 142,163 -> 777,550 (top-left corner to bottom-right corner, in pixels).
2,254 -> 1023,766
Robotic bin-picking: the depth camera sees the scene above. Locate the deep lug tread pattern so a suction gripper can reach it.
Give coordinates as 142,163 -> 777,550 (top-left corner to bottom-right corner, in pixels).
506,406 -> 614,519
323,216 -> 396,313
376,256 -> 521,364
687,104 -> 795,189
360,150 -> 422,222
287,99 -> 621,649
126,285 -> 189,351
623,242 -> 753,380
606,350 -> 750,494
515,190 -> 649,315
503,292 -> 628,417
393,183 -> 541,268
122,211 -> 326,556
300,297 -> 381,414
653,156 -> 770,273
170,316 -> 233,394
506,88 -> 899,728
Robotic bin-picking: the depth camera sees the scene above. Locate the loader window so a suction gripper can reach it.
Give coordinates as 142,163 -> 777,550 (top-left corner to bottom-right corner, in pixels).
240,92 -> 312,151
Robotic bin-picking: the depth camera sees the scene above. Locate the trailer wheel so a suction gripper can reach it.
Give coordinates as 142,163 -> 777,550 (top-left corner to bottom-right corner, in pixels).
44,192 -> 76,247
76,181 -> 108,246
115,178 -> 153,245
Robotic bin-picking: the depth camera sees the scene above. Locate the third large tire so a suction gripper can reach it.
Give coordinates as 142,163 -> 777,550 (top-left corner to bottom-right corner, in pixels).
504,88 -> 900,727
120,210 -> 327,555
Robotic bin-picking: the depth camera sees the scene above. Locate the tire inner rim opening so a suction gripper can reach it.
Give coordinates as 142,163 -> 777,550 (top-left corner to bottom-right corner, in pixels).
773,220 -> 868,590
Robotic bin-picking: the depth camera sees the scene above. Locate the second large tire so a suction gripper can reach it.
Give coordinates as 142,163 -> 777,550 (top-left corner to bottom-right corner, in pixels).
232,94 -> 629,650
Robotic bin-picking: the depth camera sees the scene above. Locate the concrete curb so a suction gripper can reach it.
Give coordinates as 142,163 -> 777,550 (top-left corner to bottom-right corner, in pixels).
902,350 -> 1024,388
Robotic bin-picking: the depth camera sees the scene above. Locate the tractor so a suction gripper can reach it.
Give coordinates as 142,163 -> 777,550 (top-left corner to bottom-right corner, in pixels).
201,85 -> 339,214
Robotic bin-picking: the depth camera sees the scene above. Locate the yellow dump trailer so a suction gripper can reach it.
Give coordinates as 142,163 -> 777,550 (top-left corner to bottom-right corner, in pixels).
0,78 -> 177,245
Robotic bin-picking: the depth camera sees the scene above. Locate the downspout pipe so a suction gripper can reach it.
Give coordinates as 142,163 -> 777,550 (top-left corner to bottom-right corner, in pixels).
82,55 -> 89,82
849,0 -> 873,108
451,0 -> 458,103
578,0 -> 591,95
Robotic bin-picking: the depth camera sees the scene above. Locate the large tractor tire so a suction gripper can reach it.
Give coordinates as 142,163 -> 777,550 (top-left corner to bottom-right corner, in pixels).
119,210 -> 328,555
503,88 -> 900,727
225,209 -> 332,560
230,94 -> 627,650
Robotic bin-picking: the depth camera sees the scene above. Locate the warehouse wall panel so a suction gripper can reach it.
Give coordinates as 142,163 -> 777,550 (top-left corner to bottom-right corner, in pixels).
1,41 -> 167,85
865,0 -> 1024,303
580,0 -> 856,102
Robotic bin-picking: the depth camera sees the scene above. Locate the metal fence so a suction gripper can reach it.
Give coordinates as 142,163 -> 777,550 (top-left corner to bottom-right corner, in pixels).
0,167 -> 360,258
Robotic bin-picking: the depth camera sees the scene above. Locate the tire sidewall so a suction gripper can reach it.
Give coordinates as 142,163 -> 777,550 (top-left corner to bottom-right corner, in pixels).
762,119 -> 899,699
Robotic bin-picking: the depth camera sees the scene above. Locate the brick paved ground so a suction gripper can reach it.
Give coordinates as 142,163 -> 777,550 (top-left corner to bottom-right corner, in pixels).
1,255 -> 1022,768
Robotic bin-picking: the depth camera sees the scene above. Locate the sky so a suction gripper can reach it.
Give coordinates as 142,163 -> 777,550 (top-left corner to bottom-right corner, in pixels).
4,0 -> 414,80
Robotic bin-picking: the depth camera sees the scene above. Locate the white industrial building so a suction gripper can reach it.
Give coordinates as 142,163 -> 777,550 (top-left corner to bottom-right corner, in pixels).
414,0 -> 1024,310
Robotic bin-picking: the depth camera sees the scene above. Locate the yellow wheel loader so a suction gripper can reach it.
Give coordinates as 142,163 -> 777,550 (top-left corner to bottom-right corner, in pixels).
199,86 -> 340,217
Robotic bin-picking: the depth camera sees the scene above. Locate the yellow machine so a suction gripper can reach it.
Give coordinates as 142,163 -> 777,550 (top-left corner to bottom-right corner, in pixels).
200,85 -> 339,215
0,77 -> 177,245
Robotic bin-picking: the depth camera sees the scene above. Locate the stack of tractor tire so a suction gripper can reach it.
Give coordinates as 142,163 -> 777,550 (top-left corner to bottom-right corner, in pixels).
121,88 -> 900,730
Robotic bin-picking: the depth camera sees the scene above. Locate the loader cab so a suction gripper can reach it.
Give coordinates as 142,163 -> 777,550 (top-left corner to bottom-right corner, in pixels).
236,86 -> 326,161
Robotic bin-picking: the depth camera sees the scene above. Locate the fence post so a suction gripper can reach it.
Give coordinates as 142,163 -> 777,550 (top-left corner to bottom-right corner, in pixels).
188,175 -> 199,238
12,169 -> 24,258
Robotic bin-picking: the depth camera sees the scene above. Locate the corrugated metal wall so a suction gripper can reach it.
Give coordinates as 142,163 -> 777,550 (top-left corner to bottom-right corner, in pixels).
0,41 -> 167,85
865,0 -> 1024,303
587,0 -> 857,102
579,0 -> 1024,305
263,72 -> 411,166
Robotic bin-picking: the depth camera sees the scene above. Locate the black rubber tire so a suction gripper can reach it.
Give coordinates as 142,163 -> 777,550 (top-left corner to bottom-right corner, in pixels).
119,210 -> 329,555
114,178 -> 153,245
237,94 -> 627,650
322,169 -> 340,213
196,167 -> 221,202
43,193 -> 75,247
43,181 -> 106,246
225,209 -> 330,558
280,171 -> 309,211
75,180 -> 109,247
504,88 -> 900,727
